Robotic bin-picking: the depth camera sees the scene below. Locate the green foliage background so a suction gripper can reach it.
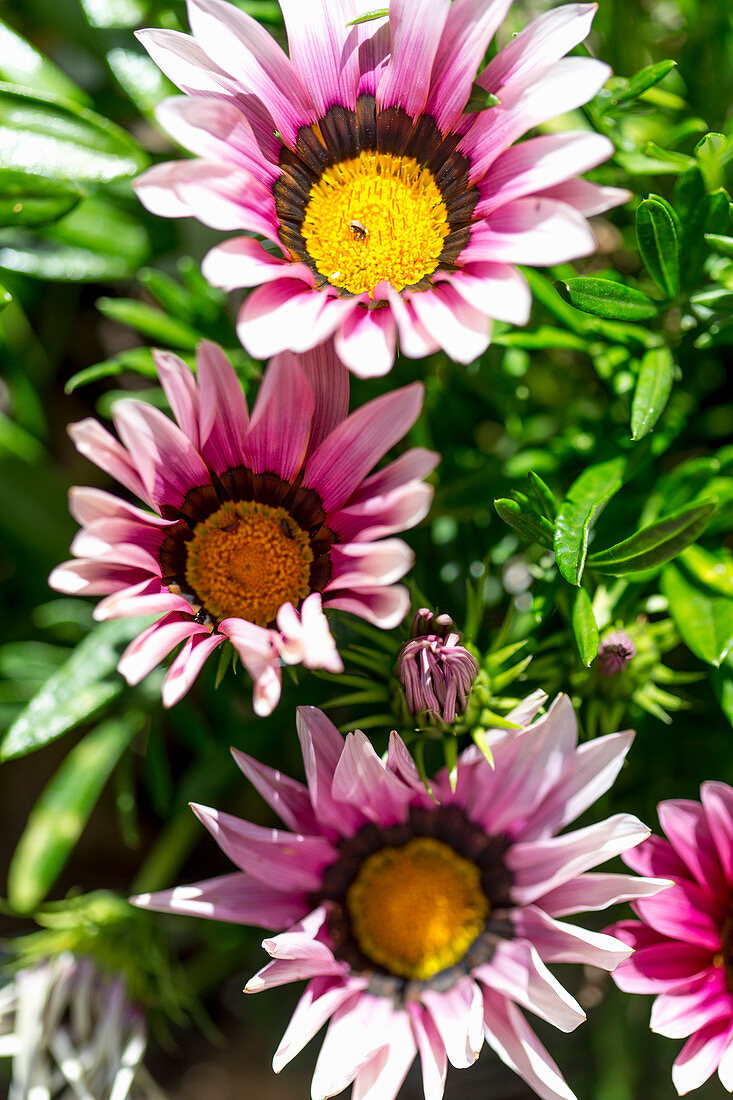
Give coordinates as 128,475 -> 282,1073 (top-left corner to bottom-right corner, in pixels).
0,0 -> 732,1096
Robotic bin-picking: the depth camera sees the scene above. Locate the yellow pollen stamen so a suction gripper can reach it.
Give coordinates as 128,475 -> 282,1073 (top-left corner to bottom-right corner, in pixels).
184,500 -> 313,626
301,152 -> 450,297
346,836 -> 489,981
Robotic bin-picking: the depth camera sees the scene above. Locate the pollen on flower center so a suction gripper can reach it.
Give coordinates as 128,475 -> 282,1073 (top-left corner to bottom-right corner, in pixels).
184,500 -> 313,626
301,152 -> 450,297
346,836 -> 489,981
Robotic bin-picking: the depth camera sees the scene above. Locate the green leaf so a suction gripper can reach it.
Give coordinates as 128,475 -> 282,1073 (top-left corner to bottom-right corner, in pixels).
346,8 -> 388,25
571,587 -> 599,667
7,711 -> 145,913
553,457 -> 627,586
705,233 -> 733,258
0,619 -> 145,760
0,82 -> 147,184
559,278 -> 660,322
636,197 -> 680,298
613,60 -> 677,105
494,498 -> 554,548
464,85 -> 501,113
65,348 -> 158,394
679,545 -> 733,598
0,281 -> 10,312
0,196 -> 149,282
631,346 -> 675,440
0,19 -> 89,105
0,169 -> 84,228
96,298 -> 201,350
588,500 -> 715,574
662,563 -> 733,667
527,471 -> 557,521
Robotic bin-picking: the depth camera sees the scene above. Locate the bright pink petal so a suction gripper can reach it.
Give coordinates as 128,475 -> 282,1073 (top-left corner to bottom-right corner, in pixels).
202,237 -> 311,292
130,872 -> 308,928
468,198 -> 596,265
421,977 -> 484,1069
161,630 -> 224,706
515,905 -> 633,971
658,798 -> 728,899
408,1002 -> 447,1100
324,584 -> 410,628
377,0 -> 451,117
475,941 -> 585,1033
49,559 -> 140,597
533,178 -> 630,217
273,977 -> 365,1073
296,706 -> 365,836
304,382 -> 424,512
334,304 -> 398,378
112,399 -> 210,511
672,1018 -> 733,1096
237,280 -> 330,359
538,871 -> 671,917
331,729 -> 413,827
509,814 -> 651,905
246,955 -> 346,992
410,283 -> 491,365
153,349 -> 200,447
190,803 -> 337,891
330,482 -> 434,543
327,539 -> 413,589
482,990 -> 577,1100
444,262 -> 531,325
651,969 -> 731,1039
155,95 -> 278,183
612,942 -> 714,995
425,0 -> 513,131
623,833 -> 693,883
311,994 -> 400,1100
244,353 -> 314,481
384,285 -> 442,359
67,487 -> 174,529
230,746 -> 320,835
278,0 -> 365,114
196,339 -> 249,472
479,3 -> 598,94
276,594 -> 343,674
350,447 -> 440,503
118,614 -> 203,685
701,781 -> 733,886
68,419 -> 147,503
633,885 -> 723,951
185,0 -> 316,145
217,618 -> 282,717
352,1011 -> 416,1100
94,578 -> 194,621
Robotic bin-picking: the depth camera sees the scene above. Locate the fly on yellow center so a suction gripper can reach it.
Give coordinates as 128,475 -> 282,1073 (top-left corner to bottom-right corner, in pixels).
184,500 -> 313,626
301,152 -> 450,297
346,836 -> 489,981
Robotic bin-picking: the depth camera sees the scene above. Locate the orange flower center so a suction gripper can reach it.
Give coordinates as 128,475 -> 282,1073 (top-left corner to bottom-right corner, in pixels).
346,836 -> 489,980
184,500 -> 313,626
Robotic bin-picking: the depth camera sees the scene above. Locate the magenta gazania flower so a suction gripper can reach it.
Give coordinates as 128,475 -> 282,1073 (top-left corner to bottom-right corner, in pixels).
134,0 -> 627,378
397,607 -> 479,723
607,783 -> 733,1095
132,694 -> 664,1100
49,340 -> 436,713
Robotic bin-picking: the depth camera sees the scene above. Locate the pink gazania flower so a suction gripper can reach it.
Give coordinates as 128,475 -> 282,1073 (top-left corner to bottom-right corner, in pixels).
132,694 -> 665,1100
397,607 -> 479,724
134,0 -> 628,378
607,783 -> 733,1096
49,340 -> 436,713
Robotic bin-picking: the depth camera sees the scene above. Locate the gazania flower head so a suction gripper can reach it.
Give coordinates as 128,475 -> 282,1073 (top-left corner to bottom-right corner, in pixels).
132,694 -> 664,1100
50,340 -> 436,713
135,0 -> 628,377
397,607 -> 479,723
608,783 -> 733,1096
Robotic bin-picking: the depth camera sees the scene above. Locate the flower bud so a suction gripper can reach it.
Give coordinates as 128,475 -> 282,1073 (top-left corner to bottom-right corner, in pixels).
397,609 -> 479,724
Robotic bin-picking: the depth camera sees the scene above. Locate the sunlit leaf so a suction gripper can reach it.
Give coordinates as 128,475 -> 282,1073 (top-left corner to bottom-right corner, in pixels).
588,500 -> 715,573
662,563 -> 733,667
553,457 -> 627,586
559,278 -> 660,321
494,498 -> 554,548
631,346 -> 675,440
636,197 -> 680,298
571,587 -> 599,667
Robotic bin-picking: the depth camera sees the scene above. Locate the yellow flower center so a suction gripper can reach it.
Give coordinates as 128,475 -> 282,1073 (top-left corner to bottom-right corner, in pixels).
346,836 -> 489,981
184,500 -> 313,626
301,152 -> 450,297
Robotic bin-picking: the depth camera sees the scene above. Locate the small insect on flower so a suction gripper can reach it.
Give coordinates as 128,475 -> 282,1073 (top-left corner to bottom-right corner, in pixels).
349,219 -> 369,241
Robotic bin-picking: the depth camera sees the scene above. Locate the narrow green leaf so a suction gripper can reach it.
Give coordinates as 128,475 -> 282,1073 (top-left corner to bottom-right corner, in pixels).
0,620 -> 144,760
662,563 -> 733,667
464,85 -> 500,113
553,457 -> 627,586
571,587 -> 599,667
0,83 -> 147,183
471,729 -> 494,768
705,233 -> 733,258
631,346 -> 675,440
0,19 -> 89,105
0,170 -> 84,228
588,500 -> 715,574
560,278 -> 659,321
96,298 -> 200,350
613,60 -> 677,105
636,197 -> 680,297
346,8 -> 388,25
65,348 -> 157,394
494,498 -> 554,548
527,471 -> 557,521
7,711 -> 145,913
